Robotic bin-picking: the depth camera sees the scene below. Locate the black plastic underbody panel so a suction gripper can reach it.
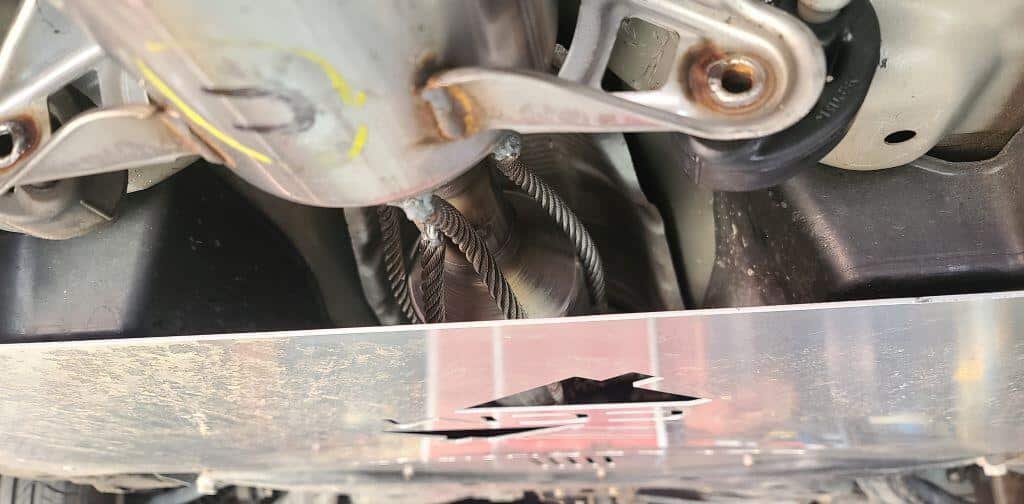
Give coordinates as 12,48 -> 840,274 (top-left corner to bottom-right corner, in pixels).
0,165 -> 338,342
705,161 -> 1024,307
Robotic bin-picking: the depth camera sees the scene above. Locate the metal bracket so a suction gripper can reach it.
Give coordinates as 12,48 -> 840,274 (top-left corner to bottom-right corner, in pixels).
425,0 -> 826,140
0,105 -> 205,194
0,0 -> 206,237
0,0 -> 104,119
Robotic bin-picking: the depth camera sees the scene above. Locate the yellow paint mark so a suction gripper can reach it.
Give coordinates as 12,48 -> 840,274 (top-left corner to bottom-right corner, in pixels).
145,41 -> 168,52
446,86 -> 478,134
135,59 -> 272,164
140,43 -> 367,163
289,50 -> 370,160
347,125 -> 368,159
291,49 -> 365,108
954,358 -> 983,382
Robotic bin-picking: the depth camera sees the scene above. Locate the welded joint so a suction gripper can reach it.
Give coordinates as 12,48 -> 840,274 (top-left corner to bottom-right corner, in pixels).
156,108 -> 227,166
492,133 -> 522,163
398,194 -> 436,224
422,88 -> 466,140
393,194 -> 444,244
397,194 -> 442,246
0,118 -> 35,170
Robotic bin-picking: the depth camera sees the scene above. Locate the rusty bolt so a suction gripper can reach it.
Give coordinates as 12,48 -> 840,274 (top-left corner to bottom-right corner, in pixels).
685,43 -> 771,114
0,118 -> 35,171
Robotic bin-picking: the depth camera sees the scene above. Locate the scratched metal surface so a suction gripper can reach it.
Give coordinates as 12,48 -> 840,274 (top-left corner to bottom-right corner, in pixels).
1,291 -> 1023,495
62,0 -> 555,208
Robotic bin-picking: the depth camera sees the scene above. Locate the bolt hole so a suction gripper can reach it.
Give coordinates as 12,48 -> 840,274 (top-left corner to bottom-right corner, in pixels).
0,120 -> 29,169
701,56 -> 766,109
0,132 -> 12,158
884,130 -> 917,144
720,65 -> 755,94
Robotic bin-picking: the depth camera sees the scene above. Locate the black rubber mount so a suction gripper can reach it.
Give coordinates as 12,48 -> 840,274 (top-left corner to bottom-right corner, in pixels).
673,0 -> 881,191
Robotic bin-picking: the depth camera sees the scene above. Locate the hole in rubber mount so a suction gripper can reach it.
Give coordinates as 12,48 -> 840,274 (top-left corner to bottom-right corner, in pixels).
720,64 -> 754,94
885,130 -> 917,144
0,131 -> 12,158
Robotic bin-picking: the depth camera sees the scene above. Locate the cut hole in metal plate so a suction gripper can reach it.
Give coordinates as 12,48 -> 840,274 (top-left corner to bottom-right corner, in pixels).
928,128 -> 1022,162
389,426 -> 555,440
386,373 -> 705,440
463,372 -> 703,410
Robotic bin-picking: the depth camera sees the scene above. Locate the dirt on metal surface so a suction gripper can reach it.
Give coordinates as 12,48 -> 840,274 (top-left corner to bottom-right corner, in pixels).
2,292 -> 1024,495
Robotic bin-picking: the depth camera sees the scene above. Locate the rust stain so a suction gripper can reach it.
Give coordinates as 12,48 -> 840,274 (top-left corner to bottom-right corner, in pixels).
414,52 -> 488,142
681,41 -> 726,103
420,75 -> 481,142
446,86 -> 479,136
681,41 -> 773,116
412,52 -> 465,143
184,126 -> 234,168
0,115 -> 41,173
412,51 -> 441,90
413,98 -> 444,144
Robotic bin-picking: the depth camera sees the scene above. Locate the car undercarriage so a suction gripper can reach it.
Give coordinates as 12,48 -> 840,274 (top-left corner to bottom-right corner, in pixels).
0,0 -> 1022,502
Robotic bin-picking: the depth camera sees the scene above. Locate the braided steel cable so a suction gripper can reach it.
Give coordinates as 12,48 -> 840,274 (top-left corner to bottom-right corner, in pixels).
494,156 -> 608,312
419,229 -> 446,323
377,205 -> 419,323
427,196 -> 525,319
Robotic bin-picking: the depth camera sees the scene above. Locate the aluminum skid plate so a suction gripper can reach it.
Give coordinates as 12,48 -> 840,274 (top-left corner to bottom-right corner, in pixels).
1,292 -> 1023,500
